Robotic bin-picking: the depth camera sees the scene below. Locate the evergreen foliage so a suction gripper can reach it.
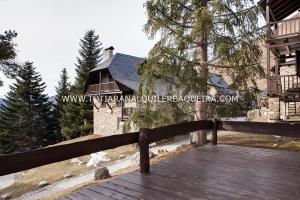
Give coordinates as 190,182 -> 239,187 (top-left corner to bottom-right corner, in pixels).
0,30 -> 19,86
132,1 -> 264,131
0,62 -> 54,153
61,29 -> 102,139
53,68 -> 70,140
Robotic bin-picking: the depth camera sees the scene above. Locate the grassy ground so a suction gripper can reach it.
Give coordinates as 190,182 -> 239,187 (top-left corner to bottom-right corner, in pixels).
217,131 -> 300,151
0,135 -> 138,199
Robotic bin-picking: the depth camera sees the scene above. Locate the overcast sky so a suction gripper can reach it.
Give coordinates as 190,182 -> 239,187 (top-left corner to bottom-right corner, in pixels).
0,0 -> 156,97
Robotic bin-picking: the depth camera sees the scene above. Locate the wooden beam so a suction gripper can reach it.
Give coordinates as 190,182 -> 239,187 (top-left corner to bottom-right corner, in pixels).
270,40 -> 300,48
219,121 -> 300,138
0,132 -> 139,176
274,1 -> 300,21
146,120 -> 213,143
266,0 -> 271,95
139,128 -> 150,174
212,119 -> 218,145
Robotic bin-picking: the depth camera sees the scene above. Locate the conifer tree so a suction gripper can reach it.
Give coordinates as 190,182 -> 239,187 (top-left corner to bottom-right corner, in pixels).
0,30 -> 19,86
0,62 -> 54,153
53,68 -> 70,140
136,0 -> 265,145
61,30 -> 102,138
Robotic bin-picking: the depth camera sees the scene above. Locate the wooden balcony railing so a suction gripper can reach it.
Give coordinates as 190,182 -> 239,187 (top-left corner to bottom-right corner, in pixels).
269,76 -> 282,95
271,17 -> 300,38
269,74 -> 300,95
281,74 -> 300,92
87,81 -> 119,94
1,120 -> 300,176
123,107 -> 134,117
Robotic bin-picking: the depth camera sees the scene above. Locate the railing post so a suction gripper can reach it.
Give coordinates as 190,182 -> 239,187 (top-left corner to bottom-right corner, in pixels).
139,128 -> 150,174
212,119 -> 219,145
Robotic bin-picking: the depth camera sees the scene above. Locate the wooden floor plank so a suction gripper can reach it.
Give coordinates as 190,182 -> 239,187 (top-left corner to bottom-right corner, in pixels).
151,162 -> 297,200
57,196 -> 72,200
61,144 -> 300,200
88,184 -> 138,200
78,188 -> 115,200
112,177 -> 184,200
124,172 -> 247,200
100,180 -> 154,200
66,192 -> 92,200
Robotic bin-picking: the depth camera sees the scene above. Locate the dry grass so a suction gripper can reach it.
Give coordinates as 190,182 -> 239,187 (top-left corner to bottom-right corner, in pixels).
217,131 -> 300,151
0,135 -> 137,199
0,155 -> 92,198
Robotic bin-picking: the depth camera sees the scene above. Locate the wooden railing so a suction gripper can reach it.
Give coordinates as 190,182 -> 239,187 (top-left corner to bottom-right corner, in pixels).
280,74 -> 300,92
1,120 -> 300,176
269,76 -> 282,95
269,74 -> 300,95
271,17 -> 300,38
123,107 -> 134,117
87,81 -> 119,94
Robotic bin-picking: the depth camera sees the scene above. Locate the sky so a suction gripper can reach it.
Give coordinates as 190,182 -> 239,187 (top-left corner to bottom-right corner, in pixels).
0,0 -> 156,97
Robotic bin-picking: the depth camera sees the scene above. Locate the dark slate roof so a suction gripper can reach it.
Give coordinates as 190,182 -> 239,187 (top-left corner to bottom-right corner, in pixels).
89,53 -> 231,94
91,53 -> 144,91
208,73 -> 232,94
258,0 -> 300,21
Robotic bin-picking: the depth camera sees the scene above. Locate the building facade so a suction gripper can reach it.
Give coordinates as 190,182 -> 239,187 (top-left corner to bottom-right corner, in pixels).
259,0 -> 300,121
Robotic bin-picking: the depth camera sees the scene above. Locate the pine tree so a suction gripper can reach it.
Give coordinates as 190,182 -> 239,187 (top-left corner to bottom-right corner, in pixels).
136,0 -> 264,145
53,68 -> 70,140
0,30 -> 19,86
0,62 -> 54,153
61,29 -> 102,138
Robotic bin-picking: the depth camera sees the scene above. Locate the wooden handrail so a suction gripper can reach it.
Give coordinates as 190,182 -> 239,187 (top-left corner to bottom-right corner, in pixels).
0,120 -> 300,176
270,74 -> 300,95
270,17 -> 300,38
219,121 -> 300,138
0,133 -> 139,176
146,120 -> 213,143
270,17 -> 300,26
87,81 -> 119,94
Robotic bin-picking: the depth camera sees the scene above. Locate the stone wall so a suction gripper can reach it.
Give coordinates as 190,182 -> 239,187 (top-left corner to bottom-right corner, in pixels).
93,97 -> 138,136
268,97 -> 280,121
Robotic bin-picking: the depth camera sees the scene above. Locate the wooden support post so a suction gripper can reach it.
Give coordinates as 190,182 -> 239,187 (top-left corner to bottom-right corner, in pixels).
212,119 -> 218,145
139,128 -> 150,174
266,0 -> 271,95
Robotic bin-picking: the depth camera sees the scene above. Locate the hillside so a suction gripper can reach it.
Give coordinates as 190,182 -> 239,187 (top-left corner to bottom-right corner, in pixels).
0,96 -> 55,106
0,98 -> 4,106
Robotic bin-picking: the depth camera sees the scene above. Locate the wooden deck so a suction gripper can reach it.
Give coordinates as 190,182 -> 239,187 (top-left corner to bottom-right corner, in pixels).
60,145 -> 300,200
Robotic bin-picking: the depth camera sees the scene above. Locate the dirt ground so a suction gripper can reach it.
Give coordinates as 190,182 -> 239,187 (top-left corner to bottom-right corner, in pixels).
0,135 -> 137,199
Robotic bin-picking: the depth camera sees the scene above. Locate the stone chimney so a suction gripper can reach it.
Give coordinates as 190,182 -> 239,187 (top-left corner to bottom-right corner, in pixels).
103,46 -> 114,61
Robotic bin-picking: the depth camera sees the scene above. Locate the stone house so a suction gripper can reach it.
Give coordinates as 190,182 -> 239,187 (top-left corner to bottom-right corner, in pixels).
85,47 -> 231,136
258,0 -> 300,121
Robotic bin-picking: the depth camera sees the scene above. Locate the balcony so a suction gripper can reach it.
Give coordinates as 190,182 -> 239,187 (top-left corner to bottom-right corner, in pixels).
86,81 -> 120,94
271,17 -> 300,38
269,74 -> 300,96
268,17 -> 300,55
122,107 -> 134,119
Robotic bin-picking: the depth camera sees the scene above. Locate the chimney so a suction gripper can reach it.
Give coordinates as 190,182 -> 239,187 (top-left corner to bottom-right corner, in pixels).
103,46 -> 114,61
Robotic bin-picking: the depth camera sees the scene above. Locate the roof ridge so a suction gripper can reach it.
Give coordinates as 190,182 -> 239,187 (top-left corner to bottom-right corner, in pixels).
114,52 -> 143,60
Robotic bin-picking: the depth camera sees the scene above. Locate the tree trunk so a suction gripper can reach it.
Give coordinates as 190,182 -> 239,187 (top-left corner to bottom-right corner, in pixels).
191,41 -> 208,146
